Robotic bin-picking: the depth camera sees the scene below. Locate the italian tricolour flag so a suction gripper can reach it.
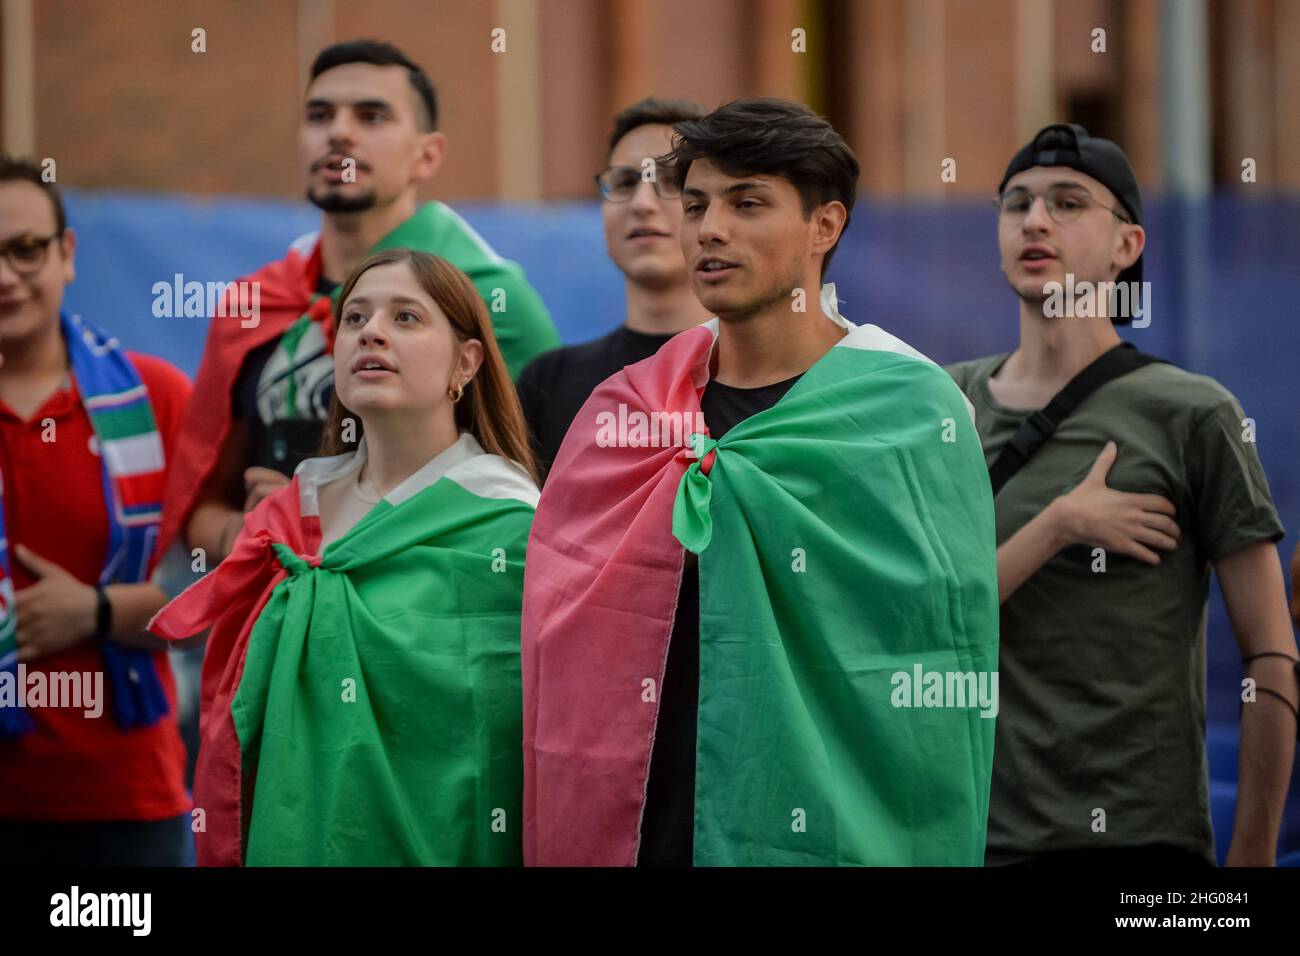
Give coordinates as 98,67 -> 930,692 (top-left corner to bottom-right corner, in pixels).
152,437 -> 538,866
523,286 -> 1000,866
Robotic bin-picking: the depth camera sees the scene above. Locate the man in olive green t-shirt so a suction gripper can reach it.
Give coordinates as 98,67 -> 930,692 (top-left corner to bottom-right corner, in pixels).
945,124 -> 1298,867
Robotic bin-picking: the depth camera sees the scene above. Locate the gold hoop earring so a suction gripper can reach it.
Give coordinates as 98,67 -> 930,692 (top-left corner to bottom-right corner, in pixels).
449,381 -> 465,404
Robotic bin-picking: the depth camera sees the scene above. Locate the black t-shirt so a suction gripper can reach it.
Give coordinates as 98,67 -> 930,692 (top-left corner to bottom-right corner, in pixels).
637,371 -> 804,867
517,325 -> 676,481
232,276 -> 339,475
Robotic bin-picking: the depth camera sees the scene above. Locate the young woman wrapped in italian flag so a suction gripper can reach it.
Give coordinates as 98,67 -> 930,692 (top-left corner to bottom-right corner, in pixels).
151,250 -> 540,866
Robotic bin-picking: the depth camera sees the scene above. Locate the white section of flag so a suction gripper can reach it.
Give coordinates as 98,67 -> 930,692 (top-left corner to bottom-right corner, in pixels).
101,433 -> 165,476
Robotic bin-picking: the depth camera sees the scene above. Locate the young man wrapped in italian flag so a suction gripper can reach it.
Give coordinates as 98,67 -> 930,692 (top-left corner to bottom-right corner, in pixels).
152,251 -> 541,866
522,99 -> 1001,867
159,40 -> 558,568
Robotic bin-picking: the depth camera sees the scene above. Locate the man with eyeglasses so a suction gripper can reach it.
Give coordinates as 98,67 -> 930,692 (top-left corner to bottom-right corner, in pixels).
517,97 -> 710,479
159,39 -> 558,564
0,155 -> 196,864
945,123 -> 1296,866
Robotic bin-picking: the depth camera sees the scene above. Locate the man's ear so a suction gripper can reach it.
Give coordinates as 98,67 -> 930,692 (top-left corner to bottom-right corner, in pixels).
810,201 -> 848,263
413,132 -> 448,184
1114,222 -> 1145,272
59,227 -> 77,284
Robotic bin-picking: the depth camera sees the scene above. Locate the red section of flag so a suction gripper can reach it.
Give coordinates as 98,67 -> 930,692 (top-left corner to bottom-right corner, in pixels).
150,477 -> 321,866
522,325 -> 714,866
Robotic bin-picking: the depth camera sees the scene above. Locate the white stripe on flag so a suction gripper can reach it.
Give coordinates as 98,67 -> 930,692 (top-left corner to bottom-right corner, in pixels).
83,383 -> 149,411
119,508 -> 164,527
101,433 -> 165,476
444,454 -> 540,510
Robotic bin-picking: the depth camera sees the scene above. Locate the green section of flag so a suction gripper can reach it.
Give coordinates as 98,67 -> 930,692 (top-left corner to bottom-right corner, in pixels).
232,476 -> 534,866
0,611 -> 16,662
677,346 -> 1000,865
88,400 -> 156,443
346,201 -> 559,380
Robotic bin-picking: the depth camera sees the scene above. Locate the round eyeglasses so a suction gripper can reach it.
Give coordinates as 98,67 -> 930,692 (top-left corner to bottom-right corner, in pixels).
994,185 -> 1131,225
595,165 -> 681,202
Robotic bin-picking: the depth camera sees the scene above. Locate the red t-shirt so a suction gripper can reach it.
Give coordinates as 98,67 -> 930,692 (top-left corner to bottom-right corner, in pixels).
0,352 -> 192,821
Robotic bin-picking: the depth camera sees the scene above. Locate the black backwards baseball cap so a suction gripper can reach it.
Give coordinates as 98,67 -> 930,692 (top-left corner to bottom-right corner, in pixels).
998,123 -> 1143,289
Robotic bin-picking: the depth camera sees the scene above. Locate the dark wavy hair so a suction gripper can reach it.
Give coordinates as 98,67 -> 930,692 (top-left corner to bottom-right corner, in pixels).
607,96 -> 706,158
662,98 -> 859,276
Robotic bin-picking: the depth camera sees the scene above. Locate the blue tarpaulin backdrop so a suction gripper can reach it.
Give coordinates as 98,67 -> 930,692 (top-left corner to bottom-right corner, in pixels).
60,190 -> 1300,859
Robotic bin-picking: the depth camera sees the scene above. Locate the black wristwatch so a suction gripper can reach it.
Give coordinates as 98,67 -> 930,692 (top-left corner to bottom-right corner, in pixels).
93,585 -> 113,641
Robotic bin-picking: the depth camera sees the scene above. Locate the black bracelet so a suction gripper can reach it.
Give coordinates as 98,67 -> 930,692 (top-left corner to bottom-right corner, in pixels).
1241,651 -> 1300,666
93,586 -> 113,640
1253,687 -> 1300,722
1239,653 -> 1300,731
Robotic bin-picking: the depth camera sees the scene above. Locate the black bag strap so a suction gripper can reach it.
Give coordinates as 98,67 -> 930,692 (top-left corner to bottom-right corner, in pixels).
988,343 -> 1166,497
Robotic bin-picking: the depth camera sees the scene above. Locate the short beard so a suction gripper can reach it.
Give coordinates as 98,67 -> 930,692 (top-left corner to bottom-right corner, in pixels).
307,187 -> 378,214
715,281 -> 795,325
715,256 -> 804,324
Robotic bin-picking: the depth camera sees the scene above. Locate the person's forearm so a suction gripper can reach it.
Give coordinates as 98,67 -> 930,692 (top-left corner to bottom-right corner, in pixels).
187,500 -> 246,564
1216,542 -> 1300,864
995,498 -> 1069,604
102,582 -> 178,651
1229,655 -> 1299,865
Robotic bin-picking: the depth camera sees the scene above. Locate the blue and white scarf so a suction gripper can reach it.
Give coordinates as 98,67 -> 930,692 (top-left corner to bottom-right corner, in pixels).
0,313 -> 169,737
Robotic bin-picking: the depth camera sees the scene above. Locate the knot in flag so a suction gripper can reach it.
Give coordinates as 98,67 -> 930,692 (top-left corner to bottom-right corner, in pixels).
271,542 -> 320,576
672,432 -> 718,555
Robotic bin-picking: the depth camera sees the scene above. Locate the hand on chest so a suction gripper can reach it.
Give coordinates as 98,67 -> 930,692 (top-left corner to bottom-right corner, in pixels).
997,418 -> 1192,548
1046,425 -> 1180,500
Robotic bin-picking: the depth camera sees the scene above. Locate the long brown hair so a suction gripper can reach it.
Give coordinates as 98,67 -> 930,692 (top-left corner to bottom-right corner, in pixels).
317,248 -> 539,484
